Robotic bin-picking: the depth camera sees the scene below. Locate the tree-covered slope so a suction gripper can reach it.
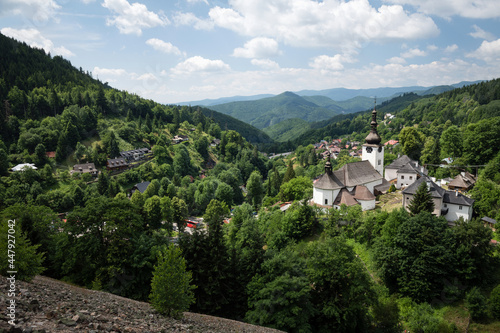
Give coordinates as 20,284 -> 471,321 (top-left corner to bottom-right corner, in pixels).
263,118 -> 311,142
209,91 -> 341,129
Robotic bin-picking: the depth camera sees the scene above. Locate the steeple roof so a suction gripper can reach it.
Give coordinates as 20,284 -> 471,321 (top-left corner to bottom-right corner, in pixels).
365,102 -> 381,145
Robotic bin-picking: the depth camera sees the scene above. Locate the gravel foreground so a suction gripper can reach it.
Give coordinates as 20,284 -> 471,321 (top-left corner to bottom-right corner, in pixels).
0,275 -> 284,333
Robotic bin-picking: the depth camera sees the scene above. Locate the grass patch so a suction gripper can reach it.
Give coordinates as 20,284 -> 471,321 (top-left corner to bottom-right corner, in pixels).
345,238 -> 382,284
377,190 -> 403,212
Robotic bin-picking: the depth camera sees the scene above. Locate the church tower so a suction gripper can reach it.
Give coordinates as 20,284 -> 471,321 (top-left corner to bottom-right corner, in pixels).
362,101 -> 384,176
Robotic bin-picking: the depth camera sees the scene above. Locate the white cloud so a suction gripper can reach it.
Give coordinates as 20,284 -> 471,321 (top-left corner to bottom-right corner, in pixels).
186,0 -> 209,5
171,56 -> 231,75
387,56 -> 406,64
1,27 -> 74,57
401,48 -> 427,58
102,0 -> 169,36
93,67 -> 128,77
207,0 -> 438,51
384,0 -> 500,19
427,44 -> 438,51
309,54 -> 346,71
444,44 -> 458,53
146,38 -> 184,56
0,0 -> 60,23
251,59 -> 280,69
232,37 -> 281,59
172,12 -> 214,30
467,39 -> 500,63
469,25 -> 496,41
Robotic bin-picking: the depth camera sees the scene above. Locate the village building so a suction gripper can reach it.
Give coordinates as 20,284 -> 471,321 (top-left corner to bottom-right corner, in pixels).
402,176 -> 474,222
119,148 -> 150,162
130,181 -> 151,195
312,106 -> 385,211
106,157 -> 128,171
482,217 -> 497,231
384,155 -> 427,189
448,171 -> 476,192
11,163 -> 37,172
71,163 -> 98,176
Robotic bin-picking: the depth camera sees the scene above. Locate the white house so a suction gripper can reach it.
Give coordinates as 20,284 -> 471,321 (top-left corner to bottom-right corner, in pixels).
385,155 -> 427,189
402,176 -> 474,222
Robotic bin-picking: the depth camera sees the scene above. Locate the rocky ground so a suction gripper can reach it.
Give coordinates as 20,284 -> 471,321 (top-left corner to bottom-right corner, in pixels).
0,275 -> 283,333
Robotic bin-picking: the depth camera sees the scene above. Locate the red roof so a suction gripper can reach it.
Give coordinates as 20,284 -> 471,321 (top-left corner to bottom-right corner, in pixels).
384,140 -> 399,146
46,151 -> 56,158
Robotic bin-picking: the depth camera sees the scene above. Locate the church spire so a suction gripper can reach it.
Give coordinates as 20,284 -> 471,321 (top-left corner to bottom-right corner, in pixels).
364,98 -> 381,145
325,150 -> 332,175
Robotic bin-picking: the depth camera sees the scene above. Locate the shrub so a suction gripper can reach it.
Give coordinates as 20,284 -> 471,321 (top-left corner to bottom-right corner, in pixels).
466,287 -> 487,321
488,284 -> 500,319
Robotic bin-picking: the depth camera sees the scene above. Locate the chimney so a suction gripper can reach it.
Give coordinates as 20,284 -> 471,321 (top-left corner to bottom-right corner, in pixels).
455,190 -> 458,197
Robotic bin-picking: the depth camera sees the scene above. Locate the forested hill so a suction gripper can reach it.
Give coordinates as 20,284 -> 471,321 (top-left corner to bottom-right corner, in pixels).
290,80 -> 500,149
0,32 -> 271,145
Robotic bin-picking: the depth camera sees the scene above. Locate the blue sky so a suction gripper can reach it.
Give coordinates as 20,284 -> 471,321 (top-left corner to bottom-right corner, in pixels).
1,0 -> 499,104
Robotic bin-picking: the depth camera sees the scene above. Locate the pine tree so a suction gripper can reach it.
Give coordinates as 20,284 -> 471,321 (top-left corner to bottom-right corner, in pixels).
408,181 -> 435,215
282,160 -> 295,184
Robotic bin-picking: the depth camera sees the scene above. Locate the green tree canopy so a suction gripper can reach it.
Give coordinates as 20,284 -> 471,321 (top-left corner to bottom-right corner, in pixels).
149,244 -> 195,318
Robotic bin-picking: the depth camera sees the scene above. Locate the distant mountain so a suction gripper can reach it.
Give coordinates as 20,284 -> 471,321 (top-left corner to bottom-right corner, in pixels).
208,91 -> 341,129
178,94 -> 274,106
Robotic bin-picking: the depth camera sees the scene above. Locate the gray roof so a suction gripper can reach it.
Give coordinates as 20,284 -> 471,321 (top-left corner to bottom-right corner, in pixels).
314,171 -> 344,190
482,217 -> 497,224
402,176 -> 445,198
386,155 -> 412,170
443,191 -> 474,206
403,176 -> 474,206
397,162 -> 420,174
334,161 -> 383,187
134,181 -> 151,194
314,160 -> 382,190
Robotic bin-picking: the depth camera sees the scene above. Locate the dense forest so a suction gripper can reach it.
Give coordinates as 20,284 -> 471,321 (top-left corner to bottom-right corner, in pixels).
2,32 -> 500,332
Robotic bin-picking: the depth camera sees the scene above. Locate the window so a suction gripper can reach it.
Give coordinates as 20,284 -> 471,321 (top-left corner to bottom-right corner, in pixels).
378,159 -> 381,165
459,205 -> 462,210
325,199 -> 328,205
401,175 -> 405,179
409,176 -> 413,180
444,204 -> 447,208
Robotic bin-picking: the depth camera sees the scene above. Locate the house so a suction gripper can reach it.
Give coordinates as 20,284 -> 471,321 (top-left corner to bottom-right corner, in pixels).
71,163 -> 98,176
45,151 -> 56,159
172,135 -> 189,144
482,217 -> 497,231
402,176 -> 474,222
210,139 -> 221,147
11,163 -> 37,172
120,148 -> 150,162
106,157 -> 128,171
448,172 -> 476,192
131,181 -> 151,195
441,157 -> 454,165
312,106 -> 384,211
384,139 -> 399,146
385,155 -> 427,189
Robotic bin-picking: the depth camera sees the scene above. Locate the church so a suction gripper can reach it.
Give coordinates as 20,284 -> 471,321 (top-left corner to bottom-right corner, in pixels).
312,106 -> 387,211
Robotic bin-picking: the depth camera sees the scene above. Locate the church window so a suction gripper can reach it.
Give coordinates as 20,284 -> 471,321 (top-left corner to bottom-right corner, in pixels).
378,159 -> 381,165
325,199 -> 328,205
401,175 -> 405,179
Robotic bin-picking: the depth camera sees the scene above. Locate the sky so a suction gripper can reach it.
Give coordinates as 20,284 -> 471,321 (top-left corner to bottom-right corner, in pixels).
1,0 -> 500,104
